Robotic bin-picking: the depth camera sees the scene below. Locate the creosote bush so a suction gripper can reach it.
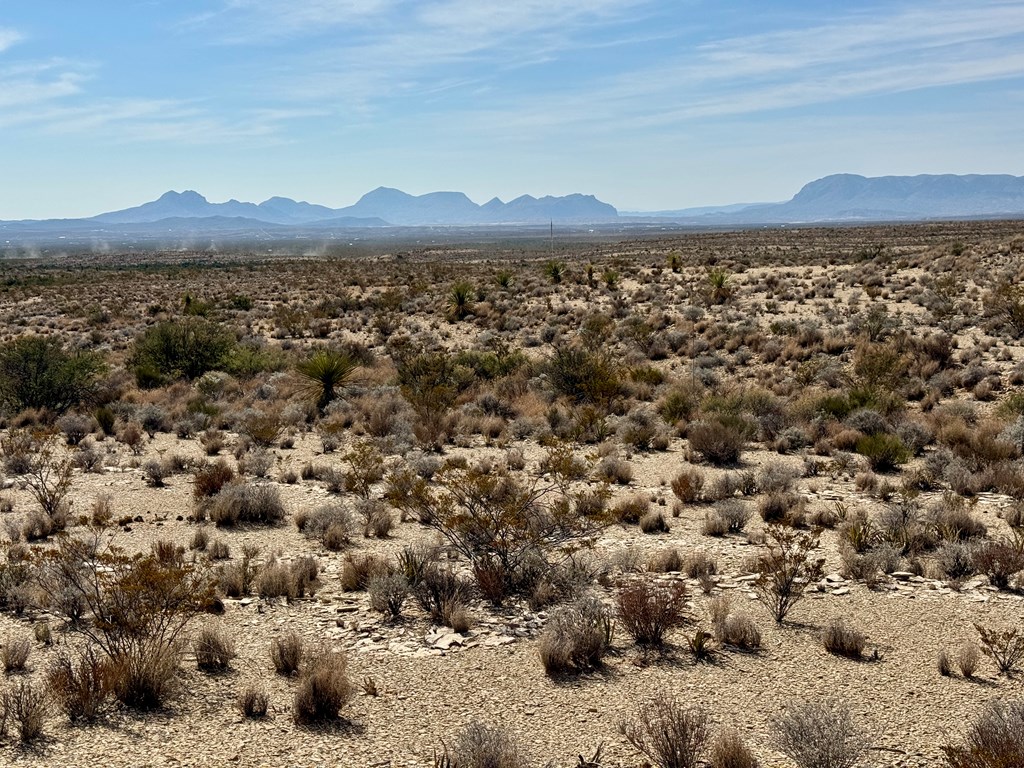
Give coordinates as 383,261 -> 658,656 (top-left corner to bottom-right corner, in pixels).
755,525 -> 825,624
35,535 -> 213,710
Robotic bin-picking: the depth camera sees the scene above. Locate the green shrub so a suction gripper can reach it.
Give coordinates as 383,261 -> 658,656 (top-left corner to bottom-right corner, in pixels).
855,433 -> 910,472
0,336 -> 104,414
130,318 -> 235,387
546,345 -> 624,408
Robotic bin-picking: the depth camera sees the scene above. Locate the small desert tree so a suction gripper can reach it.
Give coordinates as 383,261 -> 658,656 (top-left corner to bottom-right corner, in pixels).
755,525 -> 825,624
35,534 -> 214,709
415,465 -> 609,600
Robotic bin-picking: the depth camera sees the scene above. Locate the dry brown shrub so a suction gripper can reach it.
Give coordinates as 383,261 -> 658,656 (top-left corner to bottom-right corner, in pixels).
710,728 -> 760,768
271,632 -> 304,676
616,578 -> 687,647
47,644 -> 113,722
620,694 -> 710,768
293,648 -> 353,724
942,699 -> 1024,768
193,626 -> 236,671
237,686 -> 269,719
822,618 -> 866,659
1,634 -> 31,673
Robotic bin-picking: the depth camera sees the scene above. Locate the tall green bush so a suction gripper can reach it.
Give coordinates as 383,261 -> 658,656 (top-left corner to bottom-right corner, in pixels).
0,336 -> 104,414
130,318 -> 235,387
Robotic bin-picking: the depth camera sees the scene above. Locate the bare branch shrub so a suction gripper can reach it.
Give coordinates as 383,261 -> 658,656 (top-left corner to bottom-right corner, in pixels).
773,700 -> 867,768
620,694 -> 709,768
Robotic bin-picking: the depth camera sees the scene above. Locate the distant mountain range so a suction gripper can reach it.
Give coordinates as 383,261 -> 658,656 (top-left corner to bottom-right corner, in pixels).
3,175 -> 1024,246
88,187 -> 618,227
631,174 -> 1024,224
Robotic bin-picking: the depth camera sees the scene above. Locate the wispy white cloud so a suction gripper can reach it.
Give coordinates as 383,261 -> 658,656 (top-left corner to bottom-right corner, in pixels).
196,0 -> 651,110
183,0 -> 397,42
0,28 -> 22,52
0,60 -> 89,108
410,0 -> 1024,141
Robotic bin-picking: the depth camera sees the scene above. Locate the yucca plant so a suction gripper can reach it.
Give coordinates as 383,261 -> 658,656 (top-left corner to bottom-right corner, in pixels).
705,268 -> 733,305
296,348 -> 358,412
545,261 -> 565,284
495,270 -> 513,289
447,282 -> 476,321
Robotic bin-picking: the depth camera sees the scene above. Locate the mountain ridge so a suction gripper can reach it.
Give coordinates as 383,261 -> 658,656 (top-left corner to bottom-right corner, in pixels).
82,186 -> 620,227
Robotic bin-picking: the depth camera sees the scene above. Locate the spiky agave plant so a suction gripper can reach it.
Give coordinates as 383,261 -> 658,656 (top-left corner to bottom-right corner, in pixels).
447,282 -> 475,321
296,348 -> 358,412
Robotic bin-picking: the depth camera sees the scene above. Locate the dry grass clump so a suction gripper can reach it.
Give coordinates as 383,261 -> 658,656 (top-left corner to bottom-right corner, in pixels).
193,625 -> 236,671
821,618 -> 866,659
1,634 -> 31,673
0,679 -> 48,742
538,596 -> 613,675
648,548 -> 684,573
959,643 -> 981,678
207,481 -> 286,526
47,645 -> 113,722
708,596 -> 761,651
292,647 -> 353,724
710,729 -> 760,768
237,686 -> 269,719
341,553 -> 392,591
271,632 -> 305,676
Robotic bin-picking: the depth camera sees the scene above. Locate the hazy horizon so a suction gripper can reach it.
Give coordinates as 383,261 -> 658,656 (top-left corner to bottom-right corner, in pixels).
2,1 -> 1024,219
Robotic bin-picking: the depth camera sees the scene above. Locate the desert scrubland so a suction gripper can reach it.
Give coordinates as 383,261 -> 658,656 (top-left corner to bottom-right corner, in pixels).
0,222 -> 1021,767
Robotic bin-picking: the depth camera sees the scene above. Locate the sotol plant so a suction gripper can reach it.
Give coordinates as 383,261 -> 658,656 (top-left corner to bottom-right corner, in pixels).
296,348 -> 358,412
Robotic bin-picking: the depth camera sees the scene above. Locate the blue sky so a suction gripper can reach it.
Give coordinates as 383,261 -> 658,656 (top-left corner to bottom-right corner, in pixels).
2,1 -> 1024,218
